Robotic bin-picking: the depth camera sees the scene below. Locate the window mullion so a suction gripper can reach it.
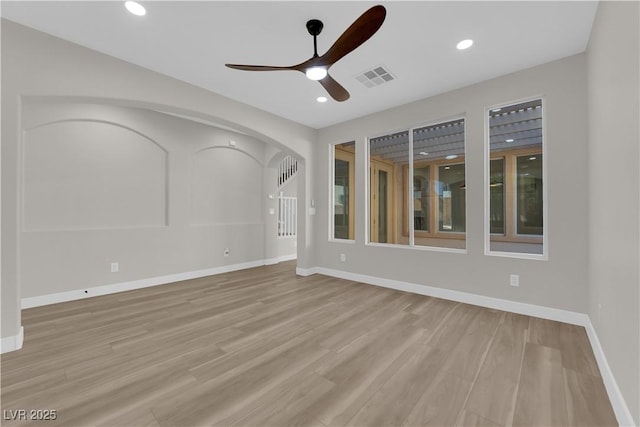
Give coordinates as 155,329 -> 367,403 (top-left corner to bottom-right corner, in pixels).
408,129 -> 415,247
506,154 -> 516,239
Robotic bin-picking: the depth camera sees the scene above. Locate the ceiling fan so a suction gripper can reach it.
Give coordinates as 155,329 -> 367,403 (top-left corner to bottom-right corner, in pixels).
225,5 -> 386,102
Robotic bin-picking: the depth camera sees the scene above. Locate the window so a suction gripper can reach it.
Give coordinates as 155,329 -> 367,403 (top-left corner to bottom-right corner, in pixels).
487,99 -> 544,256
369,119 -> 466,250
410,119 -> 466,249
369,131 -> 406,244
332,142 -> 355,240
437,163 -> 466,232
489,158 -> 505,234
516,154 -> 543,235
413,166 -> 430,232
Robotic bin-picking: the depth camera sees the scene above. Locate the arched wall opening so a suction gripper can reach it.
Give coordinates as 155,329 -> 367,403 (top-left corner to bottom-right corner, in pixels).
16,97 -> 309,306
1,19 -> 316,350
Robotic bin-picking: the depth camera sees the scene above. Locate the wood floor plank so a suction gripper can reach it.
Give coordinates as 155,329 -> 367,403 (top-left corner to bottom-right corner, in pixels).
189,327 -> 320,384
66,339 -> 228,384
151,340 -> 331,426
412,298 -> 459,332
307,329 -> 430,427
512,343 -> 569,426
315,311 -> 423,380
227,372 -> 335,427
464,321 -> 527,425
529,317 -> 601,376
96,407 -> 161,427
49,367 -> 197,427
344,343 -> 448,427
0,262 -> 617,427
401,371 -> 472,427
564,368 -> 617,426
404,295 -> 436,316
0,369 -> 67,407
1,343 -> 115,387
440,308 -> 501,381
456,410 -> 502,427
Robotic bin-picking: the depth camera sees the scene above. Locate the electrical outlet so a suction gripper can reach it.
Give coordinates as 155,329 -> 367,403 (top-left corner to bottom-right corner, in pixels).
340,253 -> 346,262
224,248 -> 230,257
110,262 -> 119,273
509,274 -> 519,287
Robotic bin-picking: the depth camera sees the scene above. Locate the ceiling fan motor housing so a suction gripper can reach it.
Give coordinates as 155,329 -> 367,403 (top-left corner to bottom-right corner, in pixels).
306,19 -> 324,36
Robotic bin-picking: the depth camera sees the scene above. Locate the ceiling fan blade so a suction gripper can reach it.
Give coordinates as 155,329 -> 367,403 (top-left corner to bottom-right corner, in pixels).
318,5 -> 386,67
225,64 -> 298,71
319,74 -> 350,102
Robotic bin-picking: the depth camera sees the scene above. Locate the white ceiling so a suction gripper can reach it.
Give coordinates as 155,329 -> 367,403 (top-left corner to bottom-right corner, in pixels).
1,1 -> 598,129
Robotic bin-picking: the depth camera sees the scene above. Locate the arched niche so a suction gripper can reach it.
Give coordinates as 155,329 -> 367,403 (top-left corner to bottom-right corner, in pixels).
23,119 -> 167,231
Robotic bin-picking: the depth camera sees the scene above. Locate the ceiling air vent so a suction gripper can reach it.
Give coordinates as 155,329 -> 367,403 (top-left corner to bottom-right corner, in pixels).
355,65 -> 395,88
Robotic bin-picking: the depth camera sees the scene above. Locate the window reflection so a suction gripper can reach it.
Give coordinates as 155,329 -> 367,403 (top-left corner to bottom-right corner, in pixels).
487,99 -> 544,255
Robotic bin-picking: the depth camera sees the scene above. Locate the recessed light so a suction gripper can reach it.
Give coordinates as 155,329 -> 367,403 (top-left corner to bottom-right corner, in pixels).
456,39 -> 473,50
529,156 -> 537,160
125,1 -> 146,16
445,154 -> 458,160
492,108 -> 502,112
445,166 -> 451,170
316,96 -> 327,103
505,138 -> 515,143
419,152 -> 429,156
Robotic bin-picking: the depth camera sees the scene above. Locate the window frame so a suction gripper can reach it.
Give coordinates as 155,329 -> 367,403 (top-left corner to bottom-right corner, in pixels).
489,157 -> 506,236
366,116 -> 467,254
515,153 -> 544,237
366,128 -> 406,247
484,96 -> 548,260
329,141 -> 356,242
402,157 -> 467,240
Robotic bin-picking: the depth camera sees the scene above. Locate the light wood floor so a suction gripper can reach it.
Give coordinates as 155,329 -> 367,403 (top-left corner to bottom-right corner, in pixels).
1,262 -> 617,427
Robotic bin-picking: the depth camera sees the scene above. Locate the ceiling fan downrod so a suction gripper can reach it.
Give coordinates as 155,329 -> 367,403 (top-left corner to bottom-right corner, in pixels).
306,19 -> 323,58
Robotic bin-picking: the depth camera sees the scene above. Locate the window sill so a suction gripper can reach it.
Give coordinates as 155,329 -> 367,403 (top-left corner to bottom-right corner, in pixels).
366,241 -> 467,255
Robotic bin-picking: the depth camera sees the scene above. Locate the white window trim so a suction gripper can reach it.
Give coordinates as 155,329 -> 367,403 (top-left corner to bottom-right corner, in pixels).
484,95 -> 549,261
365,115 -> 468,254
329,141 -> 356,243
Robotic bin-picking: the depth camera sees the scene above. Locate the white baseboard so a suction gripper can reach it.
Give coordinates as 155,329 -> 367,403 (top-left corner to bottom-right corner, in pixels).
22,259 -> 270,309
1,326 -> 24,354
295,266 -> 318,277
584,320 -> 637,427
314,267 -> 588,325
265,254 -> 297,265
308,266 -> 634,426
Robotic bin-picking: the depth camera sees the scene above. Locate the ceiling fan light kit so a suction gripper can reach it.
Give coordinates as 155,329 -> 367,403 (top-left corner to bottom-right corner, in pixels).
305,67 -> 328,81
225,5 -> 387,102
124,1 -> 146,16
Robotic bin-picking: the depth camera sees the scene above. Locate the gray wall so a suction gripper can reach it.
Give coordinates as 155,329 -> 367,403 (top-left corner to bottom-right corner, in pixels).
317,54 -> 589,313
1,20 -> 316,342
587,2 -> 640,423
20,101 -> 268,298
